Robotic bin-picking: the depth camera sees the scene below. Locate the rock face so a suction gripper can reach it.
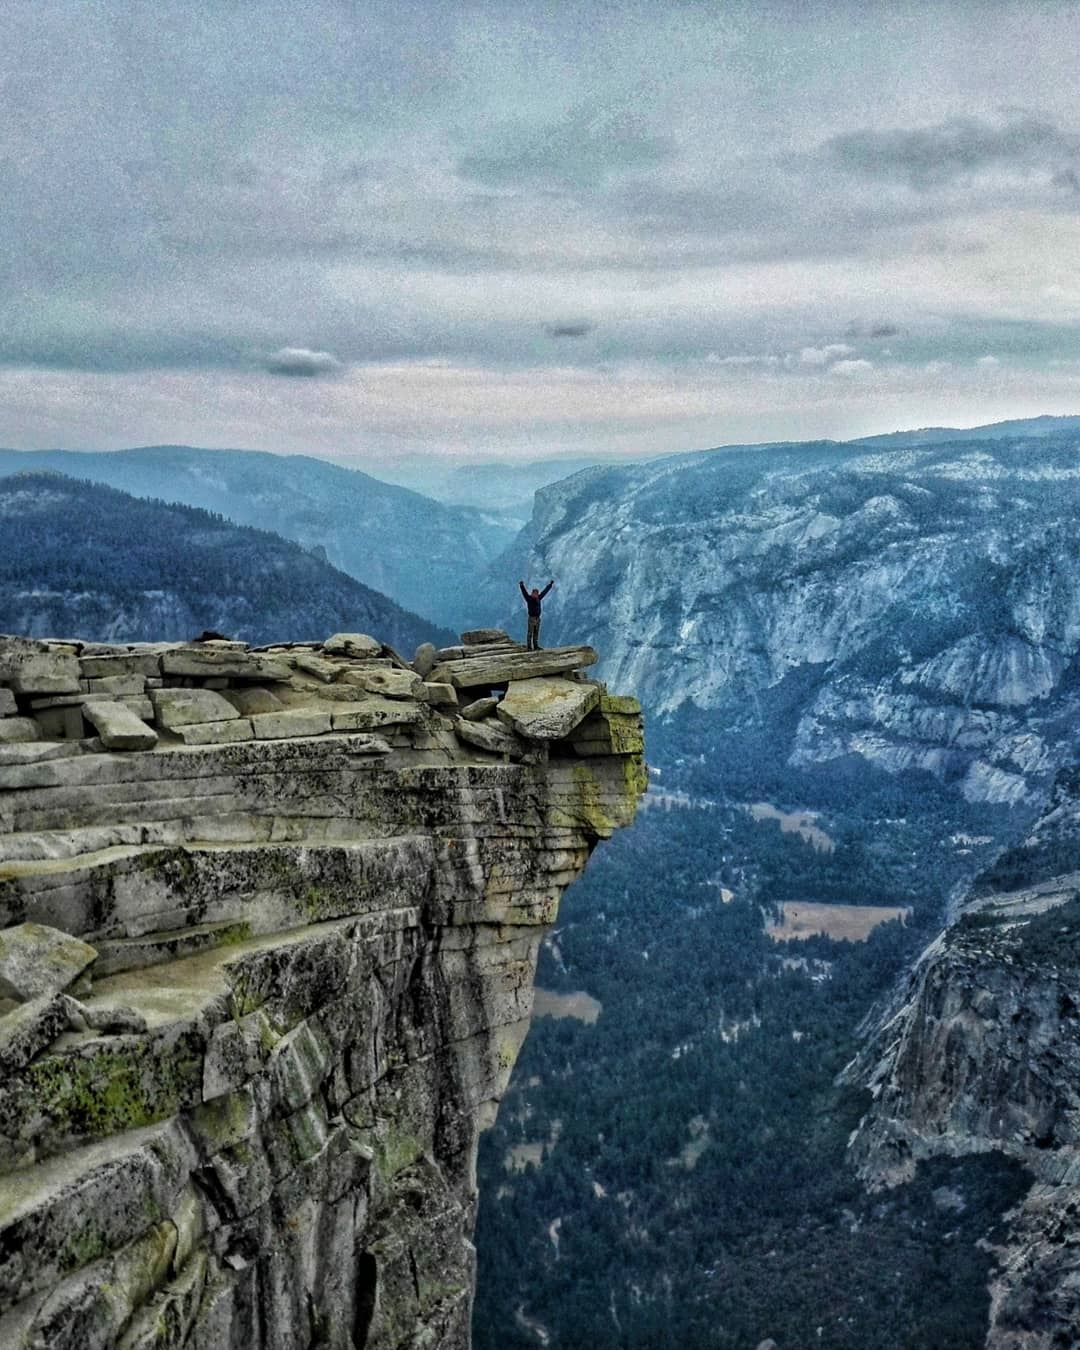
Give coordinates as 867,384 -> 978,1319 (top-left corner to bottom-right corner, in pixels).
504,432 -> 1080,806
847,765 -> 1080,1346
0,630 -> 644,1349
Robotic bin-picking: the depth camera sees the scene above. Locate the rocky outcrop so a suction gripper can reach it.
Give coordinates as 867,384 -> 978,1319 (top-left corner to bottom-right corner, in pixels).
847,767 -> 1080,1346
0,631 -> 644,1349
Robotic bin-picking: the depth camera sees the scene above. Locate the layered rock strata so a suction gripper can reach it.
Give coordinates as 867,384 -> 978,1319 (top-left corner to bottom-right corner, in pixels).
0,630 -> 644,1349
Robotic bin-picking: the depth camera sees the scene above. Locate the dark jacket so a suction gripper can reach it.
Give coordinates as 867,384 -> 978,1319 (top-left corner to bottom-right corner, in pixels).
519,581 -> 553,617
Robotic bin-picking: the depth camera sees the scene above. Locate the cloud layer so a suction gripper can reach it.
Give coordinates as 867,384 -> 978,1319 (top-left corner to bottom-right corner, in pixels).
3,2 -> 1080,458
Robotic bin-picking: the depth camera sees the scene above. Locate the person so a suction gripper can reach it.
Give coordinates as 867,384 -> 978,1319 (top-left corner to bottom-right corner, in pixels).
519,578 -> 554,650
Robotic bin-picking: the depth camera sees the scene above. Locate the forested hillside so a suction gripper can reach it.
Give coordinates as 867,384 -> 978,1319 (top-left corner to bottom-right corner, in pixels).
0,446 -> 514,628
0,472 -> 452,649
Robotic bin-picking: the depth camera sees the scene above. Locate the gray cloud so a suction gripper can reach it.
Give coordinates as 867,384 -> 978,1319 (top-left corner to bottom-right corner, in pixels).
458,107 -> 673,191
545,322 -> 595,339
263,347 -> 343,378
4,4 -> 1080,456
825,113 -> 1080,189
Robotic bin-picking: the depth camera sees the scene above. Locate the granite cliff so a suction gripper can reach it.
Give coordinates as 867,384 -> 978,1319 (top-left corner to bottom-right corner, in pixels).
847,765 -> 1080,1347
0,629 -> 644,1348
505,431 -> 1080,807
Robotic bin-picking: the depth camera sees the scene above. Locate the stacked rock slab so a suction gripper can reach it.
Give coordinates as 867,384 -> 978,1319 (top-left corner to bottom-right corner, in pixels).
0,630 -> 644,1350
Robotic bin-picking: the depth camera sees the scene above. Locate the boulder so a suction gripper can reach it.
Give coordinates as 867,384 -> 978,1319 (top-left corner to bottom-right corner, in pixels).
222,687 -> 285,716
429,645 -> 598,690
322,633 -> 381,657
421,682 -> 458,708
290,652 -> 341,684
0,994 -> 68,1077
497,678 -> 600,741
160,647 -> 290,682
339,668 -> 422,700
0,689 -> 16,716
0,718 -> 42,744
0,637 -> 80,695
412,643 -> 438,678
461,629 -> 510,646
0,923 -> 98,1001
251,710 -> 332,740
82,701 -> 159,751
453,717 -> 526,759
330,699 -> 424,731
149,688 -> 240,730
460,696 -> 499,722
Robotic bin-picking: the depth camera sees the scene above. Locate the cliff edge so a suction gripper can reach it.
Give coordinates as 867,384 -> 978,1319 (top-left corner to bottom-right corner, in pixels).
0,629 -> 645,1349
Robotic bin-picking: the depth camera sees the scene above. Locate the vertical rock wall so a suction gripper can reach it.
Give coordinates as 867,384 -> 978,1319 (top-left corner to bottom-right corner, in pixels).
0,632 -> 645,1349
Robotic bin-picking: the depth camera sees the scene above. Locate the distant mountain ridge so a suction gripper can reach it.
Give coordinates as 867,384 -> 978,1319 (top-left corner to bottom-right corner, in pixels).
0,472 -> 453,649
0,445 -> 514,629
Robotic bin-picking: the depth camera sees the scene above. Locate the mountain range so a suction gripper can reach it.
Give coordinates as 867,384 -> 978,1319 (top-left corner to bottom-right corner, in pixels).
0,472 -> 452,650
0,445 -> 514,630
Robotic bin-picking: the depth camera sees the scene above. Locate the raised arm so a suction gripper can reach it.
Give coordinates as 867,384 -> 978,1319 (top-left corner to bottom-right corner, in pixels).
539,579 -> 554,599
518,580 -> 529,601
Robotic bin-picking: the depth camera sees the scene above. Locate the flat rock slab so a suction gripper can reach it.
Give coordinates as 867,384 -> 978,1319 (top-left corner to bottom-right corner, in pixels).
0,637 -> 80,696
430,645 -> 598,690
330,699 -> 423,731
149,688 -> 240,729
461,628 -> 510,646
454,717 -> 525,759
176,719 -> 255,746
339,668 -> 422,699
160,648 -> 290,682
251,710 -> 332,739
0,923 -> 98,1001
497,678 -> 600,741
290,652 -> 341,683
0,718 -> 42,745
78,651 -> 164,678
322,632 -> 381,657
82,701 -> 158,751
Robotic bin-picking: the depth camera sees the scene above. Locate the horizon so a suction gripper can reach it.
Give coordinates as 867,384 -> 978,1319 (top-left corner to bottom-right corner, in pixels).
5,4 -> 1080,460
2,408 -> 1080,479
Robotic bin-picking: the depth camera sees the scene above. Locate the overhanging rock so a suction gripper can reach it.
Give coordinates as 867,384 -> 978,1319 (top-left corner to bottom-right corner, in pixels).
0,629 -> 644,1349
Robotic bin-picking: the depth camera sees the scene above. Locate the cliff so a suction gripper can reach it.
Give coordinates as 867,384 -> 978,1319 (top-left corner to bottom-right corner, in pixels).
847,766 -> 1080,1346
0,630 -> 645,1349
505,432 -> 1080,806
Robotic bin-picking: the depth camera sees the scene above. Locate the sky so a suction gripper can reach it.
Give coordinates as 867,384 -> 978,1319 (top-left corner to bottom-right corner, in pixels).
5,0 -> 1080,466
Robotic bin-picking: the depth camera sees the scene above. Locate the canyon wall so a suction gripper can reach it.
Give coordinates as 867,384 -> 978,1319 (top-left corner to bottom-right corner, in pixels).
0,631 -> 644,1349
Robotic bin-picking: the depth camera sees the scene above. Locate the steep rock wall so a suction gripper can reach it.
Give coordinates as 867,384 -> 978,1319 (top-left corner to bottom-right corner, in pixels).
847,771 -> 1080,1346
0,632 -> 645,1349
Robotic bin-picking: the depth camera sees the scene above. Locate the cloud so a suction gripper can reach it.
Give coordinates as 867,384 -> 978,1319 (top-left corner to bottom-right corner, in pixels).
846,321 -> 901,340
545,322 -> 595,339
263,347 -> 343,378
458,106 -> 673,191
799,344 -> 854,367
977,354 -> 1001,367
830,358 -> 875,377
825,113 -> 1080,190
